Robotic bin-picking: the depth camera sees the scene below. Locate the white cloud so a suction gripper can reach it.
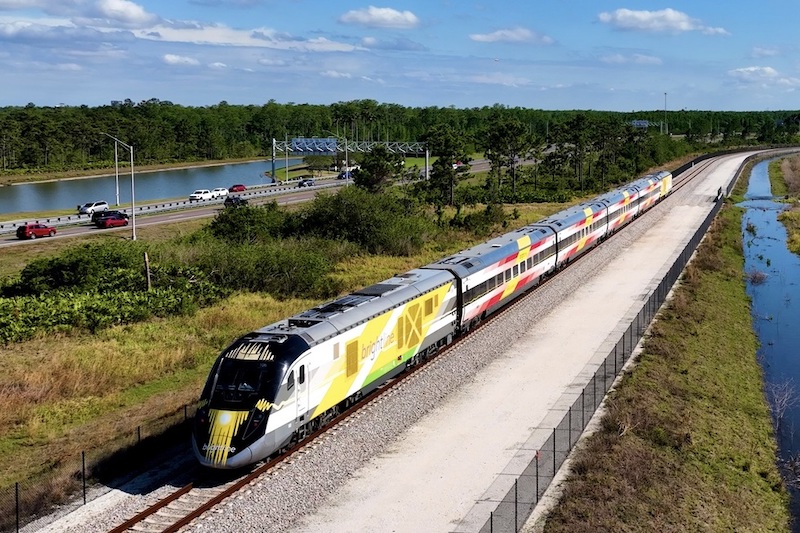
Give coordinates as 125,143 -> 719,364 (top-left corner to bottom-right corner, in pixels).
56,62 -> 82,71
134,24 -> 357,52
321,70 -> 352,78
600,53 -> 662,65
96,0 -> 156,26
75,0 -> 159,29
209,61 -> 226,69
470,72 -> 530,87
469,27 -> 553,44
361,36 -> 425,51
752,46 -> 779,58
258,57 -> 285,66
728,66 -> 800,88
163,53 -> 199,65
598,8 -> 729,35
339,6 -> 419,29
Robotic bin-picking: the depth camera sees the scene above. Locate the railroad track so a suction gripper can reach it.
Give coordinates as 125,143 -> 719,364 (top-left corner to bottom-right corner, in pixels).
106,164 -> 706,533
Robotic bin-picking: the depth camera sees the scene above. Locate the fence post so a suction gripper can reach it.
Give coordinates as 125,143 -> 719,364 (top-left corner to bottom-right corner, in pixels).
581,391 -> 585,429
16,482 -> 19,533
515,479 -> 518,530
568,408 -> 572,448
82,451 -> 86,505
535,453 -> 539,503
553,429 -> 556,470
490,511 -> 493,533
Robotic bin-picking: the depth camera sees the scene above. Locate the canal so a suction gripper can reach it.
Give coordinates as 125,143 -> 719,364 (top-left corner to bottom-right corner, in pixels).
741,157 -> 800,527
0,158 -> 302,215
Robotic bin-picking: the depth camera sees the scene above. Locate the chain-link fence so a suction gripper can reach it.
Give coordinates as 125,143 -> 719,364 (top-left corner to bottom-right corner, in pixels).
479,192 -> 726,533
0,403 -> 198,533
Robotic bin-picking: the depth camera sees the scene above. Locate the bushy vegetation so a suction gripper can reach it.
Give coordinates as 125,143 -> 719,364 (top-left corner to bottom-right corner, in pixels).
289,186 -> 438,255
0,187 -> 498,344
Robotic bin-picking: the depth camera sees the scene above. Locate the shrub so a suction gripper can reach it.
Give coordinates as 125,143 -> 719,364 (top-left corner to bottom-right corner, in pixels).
292,186 -> 438,255
208,202 -> 286,244
8,241 -> 148,296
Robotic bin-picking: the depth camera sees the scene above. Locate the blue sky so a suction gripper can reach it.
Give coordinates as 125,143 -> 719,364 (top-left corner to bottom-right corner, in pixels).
1,1 -> 798,111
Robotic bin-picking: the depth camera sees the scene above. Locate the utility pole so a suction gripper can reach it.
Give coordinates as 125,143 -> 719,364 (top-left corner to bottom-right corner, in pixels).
664,92 -> 668,136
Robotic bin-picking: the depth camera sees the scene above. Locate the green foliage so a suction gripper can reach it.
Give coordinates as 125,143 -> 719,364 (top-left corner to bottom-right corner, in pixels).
176,238 -> 339,299
450,203 -> 508,235
0,239 -> 228,343
1,100 -> 797,180
9,240 -> 149,296
422,123 -> 471,206
292,186 -> 438,255
353,144 -> 404,193
0,279 -> 226,343
208,202 -> 286,244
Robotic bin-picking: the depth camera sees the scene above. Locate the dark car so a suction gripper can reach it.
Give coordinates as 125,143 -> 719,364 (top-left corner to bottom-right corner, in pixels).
96,213 -> 129,228
229,184 -> 247,192
224,196 -> 249,208
91,210 -> 127,223
337,171 -> 352,180
16,223 -> 56,239
297,178 -> 315,188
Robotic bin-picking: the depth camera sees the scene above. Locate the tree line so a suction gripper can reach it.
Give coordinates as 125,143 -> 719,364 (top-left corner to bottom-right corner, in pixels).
1,99 -> 798,177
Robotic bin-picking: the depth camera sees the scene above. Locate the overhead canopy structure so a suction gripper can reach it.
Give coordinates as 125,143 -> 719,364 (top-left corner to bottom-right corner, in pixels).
270,137 -> 429,179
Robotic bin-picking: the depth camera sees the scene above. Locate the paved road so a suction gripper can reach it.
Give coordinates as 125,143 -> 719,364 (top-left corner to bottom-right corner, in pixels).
0,186 -> 326,248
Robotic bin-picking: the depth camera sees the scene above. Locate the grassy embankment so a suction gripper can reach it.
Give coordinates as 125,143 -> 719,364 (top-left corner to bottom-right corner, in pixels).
0,201 -> 564,491
540,176 -> 790,530
772,155 -> 800,255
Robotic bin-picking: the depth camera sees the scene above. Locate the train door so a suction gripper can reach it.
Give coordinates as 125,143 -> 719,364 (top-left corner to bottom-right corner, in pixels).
295,364 -> 308,422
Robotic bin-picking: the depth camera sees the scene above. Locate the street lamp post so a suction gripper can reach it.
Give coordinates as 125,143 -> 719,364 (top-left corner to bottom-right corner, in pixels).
664,92 -> 668,136
113,141 -> 120,206
101,132 -> 136,240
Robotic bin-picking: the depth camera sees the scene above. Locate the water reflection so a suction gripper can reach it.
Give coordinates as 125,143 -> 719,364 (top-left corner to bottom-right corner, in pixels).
740,158 -> 800,526
0,159 -> 301,215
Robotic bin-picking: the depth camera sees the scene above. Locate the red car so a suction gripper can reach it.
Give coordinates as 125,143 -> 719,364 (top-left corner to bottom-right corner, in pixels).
229,184 -> 247,192
16,223 -> 56,239
97,213 -> 129,228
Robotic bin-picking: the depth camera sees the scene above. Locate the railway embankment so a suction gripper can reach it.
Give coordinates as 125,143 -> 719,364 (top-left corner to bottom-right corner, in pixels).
534,180 -> 792,530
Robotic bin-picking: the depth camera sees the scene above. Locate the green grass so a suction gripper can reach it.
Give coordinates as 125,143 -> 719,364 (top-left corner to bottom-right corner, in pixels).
769,160 -> 789,197
541,205 -> 790,532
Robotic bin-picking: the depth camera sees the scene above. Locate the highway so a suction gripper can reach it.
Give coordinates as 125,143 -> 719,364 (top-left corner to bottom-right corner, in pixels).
0,183 -> 329,248
1,159 -> 496,248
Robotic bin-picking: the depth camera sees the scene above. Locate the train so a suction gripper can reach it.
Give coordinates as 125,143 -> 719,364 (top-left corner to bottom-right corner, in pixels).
192,170 -> 673,469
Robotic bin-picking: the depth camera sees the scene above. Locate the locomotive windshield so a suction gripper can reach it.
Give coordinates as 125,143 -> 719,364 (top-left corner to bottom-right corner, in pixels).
211,359 -> 275,405
201,335 -> 308,410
